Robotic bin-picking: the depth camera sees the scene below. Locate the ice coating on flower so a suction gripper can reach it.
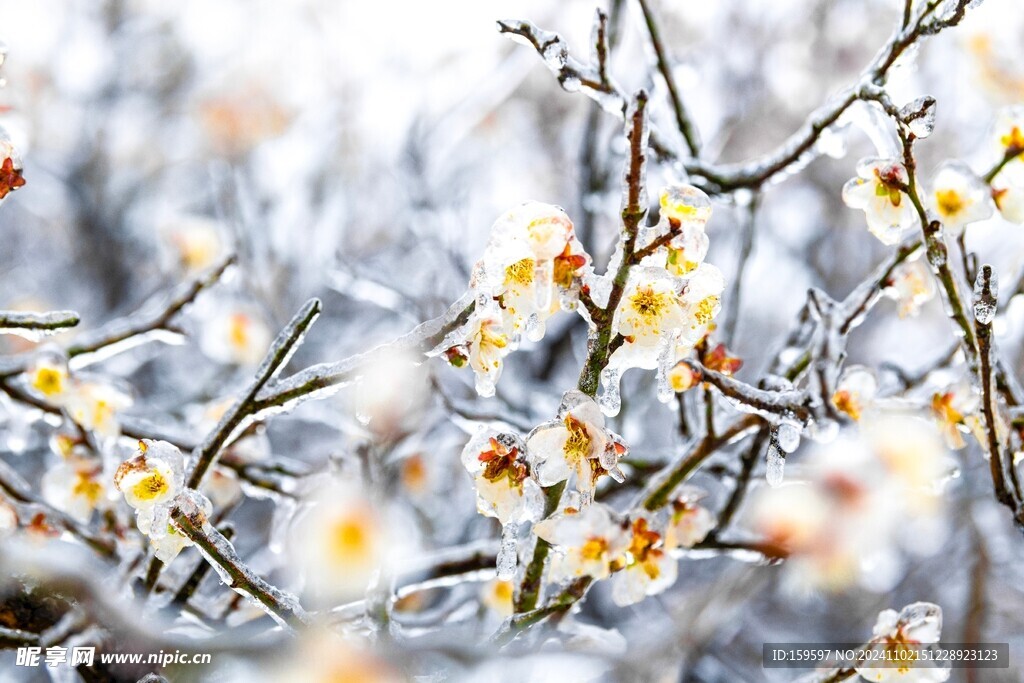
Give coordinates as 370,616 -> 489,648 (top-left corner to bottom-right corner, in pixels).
610,517 -> 677,606
926,160 -> 993,235
886,258 -> 936,318
992,106 -> 1024,160
929,380 -> 979,450
200,303 -> 272,366
533,503 -> 628,582
290,480 -> 396,605
27,352 -> 69,402
831,366 -> 878,421
461,430 -> 543,525
143,490 -> 212,563
114,440 -> 184,511
478,201 -> 589,339
992,159 -> 1024,224
64,381 -> 132,439
526,390 -> 627,501
41,456 -> 108,523
667,361 -> 701,393
666,498 -> 714,549
842,158 -> 917,245
612,267 -> 688,369
659,184 -> 713,229
855,602 -> 950,682
464,306 -> 510,398
676,264 -> 726,349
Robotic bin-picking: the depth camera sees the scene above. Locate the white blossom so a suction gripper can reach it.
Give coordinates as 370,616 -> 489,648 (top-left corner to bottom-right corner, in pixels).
842,158 -> 917,245
926,160 -> 993,235
533,503 -> 629,583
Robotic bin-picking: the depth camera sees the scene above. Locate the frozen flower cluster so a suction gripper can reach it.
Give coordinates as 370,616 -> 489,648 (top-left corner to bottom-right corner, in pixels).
856,602 -> 950,682
26,350 -> 132,440
113,440 -> 208,563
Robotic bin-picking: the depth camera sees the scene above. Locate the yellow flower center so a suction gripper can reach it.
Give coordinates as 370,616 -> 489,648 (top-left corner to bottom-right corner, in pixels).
935,189 -> 965,217
580,536 -> 608,561
228,313 -> 251,351
131,469 -> 169,503
562,414 -> 592,463
31,367 -> 65,397
328,513 -> 373,565
693,295 -> 719,326
667,248 -> 699,276
504,258 -> 535,287
832,389 -> 862,421
1001,125 -> 1024,154
72,473 -> 103,504
630,286 -> 673,322
492,580 -> 513,604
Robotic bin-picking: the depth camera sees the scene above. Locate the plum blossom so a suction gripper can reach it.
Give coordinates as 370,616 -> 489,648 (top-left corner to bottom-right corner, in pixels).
477,201 -> 588,340
0,133 -> 25,203
41,455 -> 108,523
463,305 -> 511,398
289,480 -> 399,605
991,159 -> 1024,224
666,496 -> 715,549
638,185 -> 712,277
926,161 -> 993,235
992,106 -> 1024,161
64,380 -> 132,439
929,381 -> 980,450
200,303 -> 272,366
114,440 -> 198,562
885,259 -> 936,318
855,602 -> 950,682
479,579 -> 515,617
461,431 -> 543,525
526,390 -> 628,502
610,517 -> 678,606
533,503 -> 629,582
831,366 -> 878,421
27,353 -> 68,402
842,158 -> 917,245
162,215 -> 225,272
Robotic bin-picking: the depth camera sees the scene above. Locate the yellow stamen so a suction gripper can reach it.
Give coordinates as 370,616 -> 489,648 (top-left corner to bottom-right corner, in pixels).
935,189 -> 965,217
504,258 -> 535,287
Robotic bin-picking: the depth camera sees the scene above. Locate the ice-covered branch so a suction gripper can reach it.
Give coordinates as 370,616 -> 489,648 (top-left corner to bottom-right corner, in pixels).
636,0 -> 701,157
679,360 -> 812,423
251,296 -> 475,415
187,297 -> 321,489
0,310 -> 79,334
170,505 -> 309,629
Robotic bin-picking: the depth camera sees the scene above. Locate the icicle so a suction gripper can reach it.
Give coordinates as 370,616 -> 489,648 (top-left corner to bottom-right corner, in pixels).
534,260 -> 554,310
598,366 -> 622,416
475,372 -> 497,399
525,313 -> 545,342
655,340 -> 675,404
496,523 -> 519,580
899,96 -> 937,139
766,442 -> 786,487
973,268 -> 997,325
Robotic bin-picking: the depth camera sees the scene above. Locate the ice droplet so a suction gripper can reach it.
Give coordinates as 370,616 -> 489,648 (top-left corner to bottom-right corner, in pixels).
525,313 -> 545,342
973,268 -> 997,325
766,443 -> 785,487
598,367 -> 622,416
775,423 -> 801,454
496,523 -> 518,580
899,96 -> 936,139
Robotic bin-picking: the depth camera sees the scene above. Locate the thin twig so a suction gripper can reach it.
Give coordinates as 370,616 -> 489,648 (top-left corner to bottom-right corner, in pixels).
0,311 -> 80,333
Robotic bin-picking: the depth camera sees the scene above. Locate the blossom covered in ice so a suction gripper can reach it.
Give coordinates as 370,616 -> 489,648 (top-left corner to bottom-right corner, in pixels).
114,440 -> 184,511
642,184 -> 712,277
991,158 -> 1024,224
27,353 -> 69,401
526,390 -> 628,502
162,215 -> 226,272
65,381 -> 132,439
461,431 -> 543,525
460,304 -> 511,398
929,381 -> 980,450
479,578 -> 515,617
885,259 -> 936,318
533,503 -> 629,582
41,455 -> 108,523
855,602 -> 950,682
842,158 -> 917,245
476,201 -> 588,340
289,480 -> 397,605
993,106 -> 1024,160
666,497 -> 715,549
610,517 -> 677,606
114,440 -> 199,562
831,366 -> 878,421
926,161 -> 993,235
